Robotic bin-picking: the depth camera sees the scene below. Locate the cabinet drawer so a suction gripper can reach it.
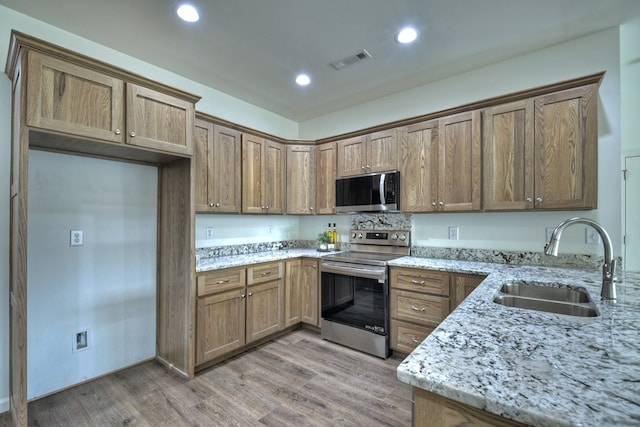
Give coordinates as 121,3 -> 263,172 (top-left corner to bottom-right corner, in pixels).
197,267 -> 246,296
247,261 -> 283,285
390,319 -> 434,354
391,267 -> 450,296
391,289 -> 449,327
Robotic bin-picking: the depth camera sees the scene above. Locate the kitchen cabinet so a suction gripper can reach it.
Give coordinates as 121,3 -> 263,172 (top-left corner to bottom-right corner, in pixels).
286,145 -> 316,214
242,134 -> 286,214
301,259 -> 319,326
284,259 -> 303,327
196,267 -> 246,365
315,142 -> 337,214
413,388 -> 527,427
337,129 -> 398,177
390,267 -> 450,353
246,262 -> 284,343
285,258 -> 320,327
194,119 -> 242,213
483,83 -> 597,210
26,50 -> 195,157
401,111 -> 481,212
451,273 -> 486,312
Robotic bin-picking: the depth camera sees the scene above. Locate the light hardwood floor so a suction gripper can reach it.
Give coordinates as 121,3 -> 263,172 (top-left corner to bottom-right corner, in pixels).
1,329 -> 412,426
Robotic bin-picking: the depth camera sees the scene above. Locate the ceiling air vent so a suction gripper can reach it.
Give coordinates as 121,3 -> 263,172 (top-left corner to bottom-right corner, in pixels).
330,49 -> 372,71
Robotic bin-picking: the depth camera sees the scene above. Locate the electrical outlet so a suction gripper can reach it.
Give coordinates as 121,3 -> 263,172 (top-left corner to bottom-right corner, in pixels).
546,227 -> 555,242
72,329 -> 90,353
268,225 -> 273,235
206,227 -> 214,239
448,226 -> 459,240
70,229 -> 83,246
585,228 -> 601,245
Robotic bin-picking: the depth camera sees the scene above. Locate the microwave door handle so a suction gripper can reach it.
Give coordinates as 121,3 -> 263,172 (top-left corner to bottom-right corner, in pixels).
379,173 -> 386,205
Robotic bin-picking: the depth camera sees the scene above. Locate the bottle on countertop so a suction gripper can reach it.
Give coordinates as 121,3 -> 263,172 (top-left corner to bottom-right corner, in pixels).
327,223 -> 335,250
332,223 -> 338,248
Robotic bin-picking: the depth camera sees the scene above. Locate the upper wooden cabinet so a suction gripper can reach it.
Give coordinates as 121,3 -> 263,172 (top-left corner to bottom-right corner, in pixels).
286,145 -> 316,214
26,50 -> 195,157
337,129 -> 398,177
242,135 -> 286,214
194,119 -> 241,213
401,111 -> 481,212
533,85 -> 598,209
483,84 -> 598,210
316,142 -> 337,214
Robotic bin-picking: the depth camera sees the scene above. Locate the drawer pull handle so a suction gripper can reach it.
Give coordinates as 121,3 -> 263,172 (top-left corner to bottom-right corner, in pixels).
216,280 -> 229,284
411,279 -> 425,284
261,271 -> 272,276
411,337 -> 420,343
411,305 -> 426,312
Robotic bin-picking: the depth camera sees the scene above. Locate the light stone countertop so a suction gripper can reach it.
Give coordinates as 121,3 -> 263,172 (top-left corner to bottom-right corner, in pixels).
390,256 -> 640,427
196,249 -> 338,272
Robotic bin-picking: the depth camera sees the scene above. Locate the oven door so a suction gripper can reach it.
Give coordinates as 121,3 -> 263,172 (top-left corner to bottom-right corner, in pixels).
320,260 -> 388,335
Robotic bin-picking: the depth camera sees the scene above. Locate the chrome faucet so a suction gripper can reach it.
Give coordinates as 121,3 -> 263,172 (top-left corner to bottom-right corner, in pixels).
544,217 -> 617,300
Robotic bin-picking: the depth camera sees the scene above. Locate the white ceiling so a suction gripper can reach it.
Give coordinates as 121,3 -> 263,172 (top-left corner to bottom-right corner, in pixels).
2,0 -> 639,122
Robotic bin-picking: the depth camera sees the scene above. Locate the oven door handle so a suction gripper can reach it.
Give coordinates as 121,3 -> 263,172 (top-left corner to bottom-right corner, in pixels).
321,261 -> 386,281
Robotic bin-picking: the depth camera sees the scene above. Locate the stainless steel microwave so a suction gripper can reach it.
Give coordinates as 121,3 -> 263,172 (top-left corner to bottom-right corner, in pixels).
335,171 -> 400,213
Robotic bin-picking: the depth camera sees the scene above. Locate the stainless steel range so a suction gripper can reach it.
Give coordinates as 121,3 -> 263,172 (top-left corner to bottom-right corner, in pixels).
320,229 -> 410,358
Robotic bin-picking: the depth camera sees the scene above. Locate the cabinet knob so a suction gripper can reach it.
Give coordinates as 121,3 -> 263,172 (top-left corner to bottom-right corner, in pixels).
265,205 -> 270,210
438,201 -> 444,206
431,202 -> 437,207
248,292 -> 253,297
262,206 -> 266,209
536,197 -> 543,203
526,197 -> 532,203
310,207 -> 314,211
209,202 -> 214,207
361,166 -> 366,170
365,165 -> 371,169
129,131 -> 136,137
215,203 -> 220,207
241,294 -> 246,298
114,129 -> 121,135
312,265 -> 317,269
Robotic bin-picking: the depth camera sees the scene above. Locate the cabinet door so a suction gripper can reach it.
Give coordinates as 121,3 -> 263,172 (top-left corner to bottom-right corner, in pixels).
196,288 -> 246,365
286,145 -> 316,214
390,289 -> 449,328
246,280 -> 283,343
194,119 -> 214,212
437,111 -> 481,211
368,128 -> 398,172
265,140 -> 286,214
212,125 -> 242,213
126,83 -> 194,156
284,260 -> 302,327
390,319 -> 433,354
483,100 -> 534,211
451,274 -> 485,312
26,51 -> 124,143
400,120 -> 439,212
316,142 -> 337,214
534,85 -> 598,209
242,134 -> 266,214
337,135 -> 366,177
301,259 -> 319,326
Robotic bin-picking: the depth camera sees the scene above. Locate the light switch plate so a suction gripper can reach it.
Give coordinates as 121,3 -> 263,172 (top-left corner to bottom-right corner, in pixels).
585,228 -> 602,245
448,226 -> 459,240
206,227 -> 214,239
70,229 -> 83,246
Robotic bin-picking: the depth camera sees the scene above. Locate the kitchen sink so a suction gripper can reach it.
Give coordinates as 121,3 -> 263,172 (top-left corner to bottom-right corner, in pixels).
493,282 -> 599,318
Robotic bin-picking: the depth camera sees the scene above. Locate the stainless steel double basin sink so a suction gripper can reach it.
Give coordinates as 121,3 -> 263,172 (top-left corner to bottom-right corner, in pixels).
493,282 -> 599,317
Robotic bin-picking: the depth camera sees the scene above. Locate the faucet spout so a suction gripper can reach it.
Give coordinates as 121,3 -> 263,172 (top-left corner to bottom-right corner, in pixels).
544,217 -> 617,300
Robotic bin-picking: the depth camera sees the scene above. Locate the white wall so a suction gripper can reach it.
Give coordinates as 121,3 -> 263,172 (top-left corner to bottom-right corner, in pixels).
26,150 -> 157,400
195,214 -> 299,248
621,16 -> 640,155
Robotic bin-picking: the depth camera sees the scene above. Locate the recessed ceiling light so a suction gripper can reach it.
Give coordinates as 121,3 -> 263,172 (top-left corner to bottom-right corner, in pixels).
396,27 -> 418,44
296,74 -> 311,86
177,4 -> 199,22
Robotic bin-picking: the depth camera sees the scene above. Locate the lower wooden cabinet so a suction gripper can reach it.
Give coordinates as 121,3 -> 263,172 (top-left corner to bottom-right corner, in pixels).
413,388 -> 527,427
390,267 -> 485,354
196,258 -> 319,368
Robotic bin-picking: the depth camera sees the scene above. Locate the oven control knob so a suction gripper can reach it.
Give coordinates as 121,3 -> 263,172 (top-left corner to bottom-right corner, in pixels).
358,233 -> 364,239
391,234 -> 398,240
399,234 -> 407,241
351,232 -> 357,239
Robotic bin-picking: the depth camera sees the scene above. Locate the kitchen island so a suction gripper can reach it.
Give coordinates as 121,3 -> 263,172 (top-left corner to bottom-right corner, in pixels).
392,257 -> 640,427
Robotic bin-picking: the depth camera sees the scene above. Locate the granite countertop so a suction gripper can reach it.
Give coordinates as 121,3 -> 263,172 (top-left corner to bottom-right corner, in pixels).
391,256 -> 640,427
196,249 -> 338,272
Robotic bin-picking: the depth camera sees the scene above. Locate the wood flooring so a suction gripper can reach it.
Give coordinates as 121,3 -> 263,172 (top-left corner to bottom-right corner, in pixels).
1,328 -> 412,426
